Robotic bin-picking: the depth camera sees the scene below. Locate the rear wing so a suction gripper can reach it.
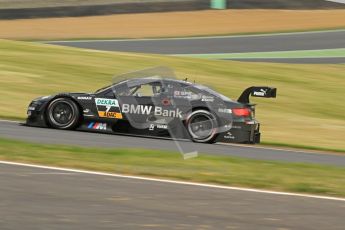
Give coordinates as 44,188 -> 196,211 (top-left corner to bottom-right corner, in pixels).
238,87 -> 277,104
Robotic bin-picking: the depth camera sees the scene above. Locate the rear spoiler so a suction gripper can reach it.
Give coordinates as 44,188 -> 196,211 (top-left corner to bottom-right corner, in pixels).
238,86 -> 277,104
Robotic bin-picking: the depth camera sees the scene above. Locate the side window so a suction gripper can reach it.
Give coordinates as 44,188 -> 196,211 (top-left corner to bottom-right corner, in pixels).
103,88 -> 115,97
113,84 -> 130,96
133,83 -> 162,97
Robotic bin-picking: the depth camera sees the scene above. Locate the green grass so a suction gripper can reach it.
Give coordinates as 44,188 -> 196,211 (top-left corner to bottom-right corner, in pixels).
0,138 -> 344,197
0,39 -> 345,150
261,141 -> 345,153
174,48 -> 345,59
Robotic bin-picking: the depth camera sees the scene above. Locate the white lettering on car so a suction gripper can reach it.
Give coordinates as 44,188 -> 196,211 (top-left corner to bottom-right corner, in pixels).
201,95 -> 214,102
77,96 -> 92,100
122,104 -> 182,118
253,89 -> 268,96
122,104 -> 153,115
218,108 -> 232,114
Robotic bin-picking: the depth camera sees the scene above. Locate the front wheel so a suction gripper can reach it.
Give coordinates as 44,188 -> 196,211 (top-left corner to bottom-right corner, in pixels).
186,110 -> 218,143
46,98 -> 80,129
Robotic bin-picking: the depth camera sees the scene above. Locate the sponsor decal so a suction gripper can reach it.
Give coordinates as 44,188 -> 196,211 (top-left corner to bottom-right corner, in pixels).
201,95 -> 214,102
88,122 -> 107,130
218,108 -> 232,114
148,124 -> 168,131
95,98 -> 123,119
83,108 -> 94,117
174,91 -> 192,99
95,98 -> 119,107
253,89 -> 268,97
122,104 -> 182,118
77,96 -> 92,100
224,131 -> 235,139
157,124 -> 168,129
221,124 -> 233,131
174,91 -> 180,96
97,111 -> 123,119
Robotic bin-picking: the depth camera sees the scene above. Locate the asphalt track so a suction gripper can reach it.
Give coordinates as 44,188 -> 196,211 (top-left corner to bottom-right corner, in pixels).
46,30 -> 345,63
1,162 -> 344,230
1,120 -> 344,166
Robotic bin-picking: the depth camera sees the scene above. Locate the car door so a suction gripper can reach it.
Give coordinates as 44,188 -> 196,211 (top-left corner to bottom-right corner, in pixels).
156,81 -> 194,119
115,82 -> 158,129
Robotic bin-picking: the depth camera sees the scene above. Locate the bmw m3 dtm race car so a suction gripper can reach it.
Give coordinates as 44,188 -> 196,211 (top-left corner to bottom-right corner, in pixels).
26,70 -> 276,144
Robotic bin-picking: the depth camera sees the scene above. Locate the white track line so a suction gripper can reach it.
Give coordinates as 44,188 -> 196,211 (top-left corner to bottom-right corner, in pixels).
40,29 -> 345,43
0,119 -> 21,123
0,160 -> 344,201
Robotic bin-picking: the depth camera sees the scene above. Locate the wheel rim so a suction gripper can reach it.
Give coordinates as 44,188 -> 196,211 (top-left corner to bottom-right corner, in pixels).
50,102 -> 74,126
188,113 -> 215,140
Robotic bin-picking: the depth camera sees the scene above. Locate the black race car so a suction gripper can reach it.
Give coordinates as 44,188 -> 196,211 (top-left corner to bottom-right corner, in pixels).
26,76 -> 276,144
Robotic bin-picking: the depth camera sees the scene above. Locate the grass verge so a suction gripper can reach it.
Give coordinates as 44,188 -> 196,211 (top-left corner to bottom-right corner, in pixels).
0,138 -> 344,197
260,141 -> 345,154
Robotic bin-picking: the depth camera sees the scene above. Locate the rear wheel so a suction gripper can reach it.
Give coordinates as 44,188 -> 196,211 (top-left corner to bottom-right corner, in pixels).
186,110 -> 218,143
47,98 -> 80,129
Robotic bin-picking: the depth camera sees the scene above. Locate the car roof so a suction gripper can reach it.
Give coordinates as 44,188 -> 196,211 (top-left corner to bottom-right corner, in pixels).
116,77 -> 193,87
96,77 -> 191,93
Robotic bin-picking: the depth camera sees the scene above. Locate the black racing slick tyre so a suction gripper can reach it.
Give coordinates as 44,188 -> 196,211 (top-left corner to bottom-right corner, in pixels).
186,110 -> 218,143
46,98 -> 80,130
